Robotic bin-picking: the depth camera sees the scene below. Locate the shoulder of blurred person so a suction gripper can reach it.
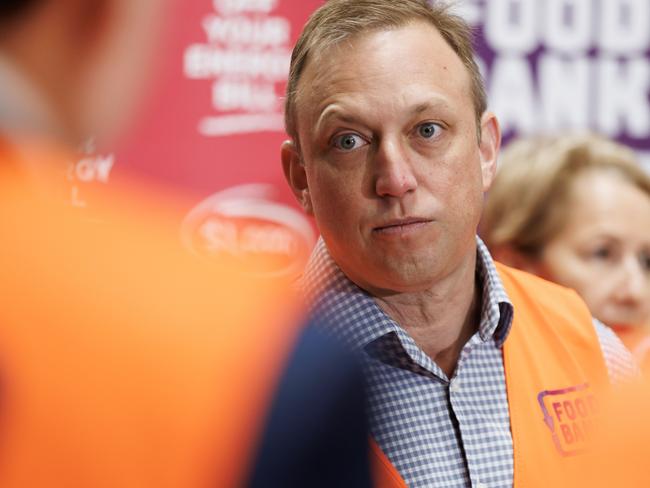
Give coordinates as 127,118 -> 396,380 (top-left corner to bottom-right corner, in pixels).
0,146 -> 301,487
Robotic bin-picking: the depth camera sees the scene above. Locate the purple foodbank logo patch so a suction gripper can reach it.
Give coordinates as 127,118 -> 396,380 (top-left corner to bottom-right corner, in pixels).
181,184 -> 315,277
538,383 -> 598,456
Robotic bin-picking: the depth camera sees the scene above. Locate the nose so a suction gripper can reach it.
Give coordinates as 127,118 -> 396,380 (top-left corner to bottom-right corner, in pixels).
374,139 -> 418,198
613,254 -> 649,305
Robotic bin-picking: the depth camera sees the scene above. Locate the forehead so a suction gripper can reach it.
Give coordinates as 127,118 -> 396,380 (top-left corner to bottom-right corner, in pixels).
294,21 -> 473,131
565,169 -> 650,232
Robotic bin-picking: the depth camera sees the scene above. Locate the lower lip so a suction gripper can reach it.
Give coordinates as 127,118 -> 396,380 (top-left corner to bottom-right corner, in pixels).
373,221 -> 431,236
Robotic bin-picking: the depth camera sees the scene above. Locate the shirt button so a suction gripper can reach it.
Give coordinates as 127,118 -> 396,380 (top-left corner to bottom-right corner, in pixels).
476,481 -> 487,488
449,380 -> 461,393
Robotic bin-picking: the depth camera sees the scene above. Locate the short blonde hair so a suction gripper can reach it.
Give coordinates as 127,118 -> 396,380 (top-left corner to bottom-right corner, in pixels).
284,0 -> 486,144
481,133 -> 650,259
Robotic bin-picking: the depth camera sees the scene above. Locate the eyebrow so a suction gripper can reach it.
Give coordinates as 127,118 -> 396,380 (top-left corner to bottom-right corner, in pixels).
412,101 -> 450,114
314,106 -> 361,134
314,99 -> 452,134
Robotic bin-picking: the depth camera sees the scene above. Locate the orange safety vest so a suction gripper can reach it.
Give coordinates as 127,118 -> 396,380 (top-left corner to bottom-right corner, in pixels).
371,263 -> 610,488
0,146 -> 305,487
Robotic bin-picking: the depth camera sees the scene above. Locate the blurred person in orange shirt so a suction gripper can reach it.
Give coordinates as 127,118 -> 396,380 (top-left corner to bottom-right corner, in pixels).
0,1 -> 372,487
482,133 -> 650,370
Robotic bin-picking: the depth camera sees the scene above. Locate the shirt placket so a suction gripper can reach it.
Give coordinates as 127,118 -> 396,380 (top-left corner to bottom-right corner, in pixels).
449,335 -> 513,488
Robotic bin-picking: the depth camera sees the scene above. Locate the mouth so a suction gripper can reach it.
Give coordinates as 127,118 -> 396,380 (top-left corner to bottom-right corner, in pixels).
373,217 -> 433,235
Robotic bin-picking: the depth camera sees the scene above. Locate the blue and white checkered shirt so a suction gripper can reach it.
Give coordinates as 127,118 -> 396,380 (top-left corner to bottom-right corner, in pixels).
300,237 -> 637,488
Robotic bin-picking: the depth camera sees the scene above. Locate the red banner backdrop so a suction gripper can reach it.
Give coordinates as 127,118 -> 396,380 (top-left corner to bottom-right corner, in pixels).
116,0 -> 322,192
96,0 -> 324,275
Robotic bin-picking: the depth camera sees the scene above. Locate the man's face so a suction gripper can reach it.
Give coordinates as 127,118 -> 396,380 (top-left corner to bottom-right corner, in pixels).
284,21 -> 499,294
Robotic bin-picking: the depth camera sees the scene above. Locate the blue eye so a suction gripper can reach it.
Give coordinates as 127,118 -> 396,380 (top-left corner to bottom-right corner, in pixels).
418,122 -> 440,139
333,133 -> 366,151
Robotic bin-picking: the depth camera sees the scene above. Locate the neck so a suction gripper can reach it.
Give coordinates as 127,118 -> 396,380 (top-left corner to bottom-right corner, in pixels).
0,3 -> 91,144
374,250 -> 480,378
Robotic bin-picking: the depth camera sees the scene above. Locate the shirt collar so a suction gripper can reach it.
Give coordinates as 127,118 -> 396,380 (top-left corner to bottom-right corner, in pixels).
475,237 -> 513,346
300,236 -> 514,350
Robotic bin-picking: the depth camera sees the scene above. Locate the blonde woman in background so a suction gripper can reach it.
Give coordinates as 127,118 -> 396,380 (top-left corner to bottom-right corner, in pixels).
481,134 -> 650,368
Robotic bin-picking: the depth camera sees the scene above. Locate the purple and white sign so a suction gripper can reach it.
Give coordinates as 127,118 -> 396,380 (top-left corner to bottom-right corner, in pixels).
453,0 -> 650,171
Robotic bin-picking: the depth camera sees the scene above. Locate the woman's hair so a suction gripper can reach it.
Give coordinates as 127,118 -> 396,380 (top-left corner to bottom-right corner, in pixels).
481,133 -> 650,259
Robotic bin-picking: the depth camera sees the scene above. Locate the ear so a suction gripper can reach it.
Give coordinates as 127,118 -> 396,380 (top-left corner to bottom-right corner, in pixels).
281,140 -> 313,215
478,112 -> 501,192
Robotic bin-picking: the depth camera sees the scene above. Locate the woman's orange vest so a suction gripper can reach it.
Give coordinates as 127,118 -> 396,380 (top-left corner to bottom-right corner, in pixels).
371,263 -> 610,488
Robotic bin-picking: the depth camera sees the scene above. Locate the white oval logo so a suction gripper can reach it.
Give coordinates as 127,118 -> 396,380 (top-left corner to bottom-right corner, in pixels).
181,184 -> 315,277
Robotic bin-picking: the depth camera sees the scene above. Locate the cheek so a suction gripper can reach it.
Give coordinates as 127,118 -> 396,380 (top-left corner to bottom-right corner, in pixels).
443,148 -> 485,199
543,250 -> 612,306
441,162 -> 485,220
542,247 -> 591,290
307,169 -> 361,228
